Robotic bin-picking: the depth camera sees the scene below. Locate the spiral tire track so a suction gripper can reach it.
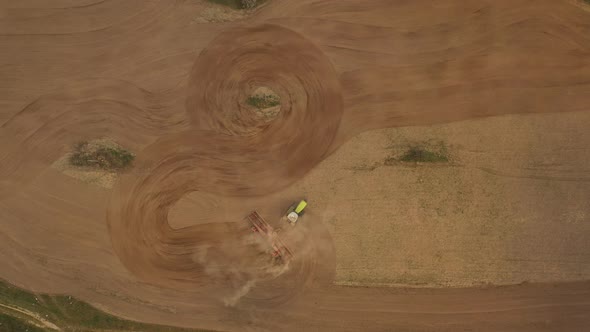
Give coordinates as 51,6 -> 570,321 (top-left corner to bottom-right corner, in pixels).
107,24 -> 342,302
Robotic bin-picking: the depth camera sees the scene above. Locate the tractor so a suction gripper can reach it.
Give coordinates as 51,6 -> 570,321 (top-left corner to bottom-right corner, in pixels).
285,199 -> 307,225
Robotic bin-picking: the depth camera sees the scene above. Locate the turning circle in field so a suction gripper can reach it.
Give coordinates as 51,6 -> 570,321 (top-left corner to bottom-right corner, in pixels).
107,24 -> 342,301
186,23 -> 343,141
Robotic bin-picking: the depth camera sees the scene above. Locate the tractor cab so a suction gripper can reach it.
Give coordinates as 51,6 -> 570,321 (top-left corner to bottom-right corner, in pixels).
286,199 -> 307,225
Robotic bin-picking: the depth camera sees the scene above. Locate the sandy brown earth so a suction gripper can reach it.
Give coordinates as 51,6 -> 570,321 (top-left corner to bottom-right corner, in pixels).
294,111 -> 590,288
170,110 -> 590,290
1,0 -> 590,331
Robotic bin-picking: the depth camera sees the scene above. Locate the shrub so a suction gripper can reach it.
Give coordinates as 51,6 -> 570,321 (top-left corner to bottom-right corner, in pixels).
246,94 -> 280,109
400,147 -> 448,163
206,0 -> 260,9
69,141 -> 134,170
241,0 -> 258,9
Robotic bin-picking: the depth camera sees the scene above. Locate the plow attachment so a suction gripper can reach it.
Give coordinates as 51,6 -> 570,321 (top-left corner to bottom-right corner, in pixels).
245,211 -> 293,262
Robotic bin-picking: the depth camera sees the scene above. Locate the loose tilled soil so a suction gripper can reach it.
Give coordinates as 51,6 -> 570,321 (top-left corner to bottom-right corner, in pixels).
1,0 -> 590,331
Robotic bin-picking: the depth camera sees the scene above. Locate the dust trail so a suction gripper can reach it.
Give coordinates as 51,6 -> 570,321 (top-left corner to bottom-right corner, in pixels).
192,232 -> 291,306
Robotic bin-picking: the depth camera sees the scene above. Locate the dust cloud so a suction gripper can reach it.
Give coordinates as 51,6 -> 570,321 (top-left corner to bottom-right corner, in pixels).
192,231 -> 291,306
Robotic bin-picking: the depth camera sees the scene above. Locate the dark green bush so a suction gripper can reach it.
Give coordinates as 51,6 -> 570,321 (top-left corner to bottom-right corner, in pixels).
246,94 -> 280,109
69,142 -> 134,170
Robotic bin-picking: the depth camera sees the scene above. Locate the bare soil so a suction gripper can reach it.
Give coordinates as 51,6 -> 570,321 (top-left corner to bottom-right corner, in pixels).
307,111 -> 590,288
1,1 -> 590,331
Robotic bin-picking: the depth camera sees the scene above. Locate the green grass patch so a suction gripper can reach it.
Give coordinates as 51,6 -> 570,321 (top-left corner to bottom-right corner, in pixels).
246,94 -> 280,109
400,147 -> 449,163
69,141 -> 134,170
0,279 -> 213,331
0,282 -> 39,313
0,312 -> 45,332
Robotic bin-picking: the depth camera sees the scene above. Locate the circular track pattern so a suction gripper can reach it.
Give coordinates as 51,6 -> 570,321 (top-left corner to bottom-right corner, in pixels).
107,24 -> 342,299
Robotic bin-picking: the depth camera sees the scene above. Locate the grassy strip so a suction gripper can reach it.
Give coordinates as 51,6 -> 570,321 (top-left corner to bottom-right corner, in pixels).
0,279 -> 212,331
0,312 -> 45,332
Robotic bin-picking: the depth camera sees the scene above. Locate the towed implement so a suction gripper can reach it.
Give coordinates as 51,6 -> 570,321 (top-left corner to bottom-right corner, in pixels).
244,211 -> 293,263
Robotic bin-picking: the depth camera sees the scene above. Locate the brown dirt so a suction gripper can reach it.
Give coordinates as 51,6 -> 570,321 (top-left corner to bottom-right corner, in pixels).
300,111 -> 590,288
1,0 -> 590,331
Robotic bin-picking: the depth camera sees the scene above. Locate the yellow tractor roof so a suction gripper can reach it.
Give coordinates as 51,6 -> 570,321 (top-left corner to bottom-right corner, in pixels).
295,200 -> 307,214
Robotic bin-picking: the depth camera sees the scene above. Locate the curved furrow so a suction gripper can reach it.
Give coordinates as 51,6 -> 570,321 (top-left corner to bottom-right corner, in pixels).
0,78 -> 187,199
107,24 -> 342,304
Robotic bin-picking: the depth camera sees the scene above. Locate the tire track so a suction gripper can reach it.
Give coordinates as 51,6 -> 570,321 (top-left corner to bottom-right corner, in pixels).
107,24 -> 342,302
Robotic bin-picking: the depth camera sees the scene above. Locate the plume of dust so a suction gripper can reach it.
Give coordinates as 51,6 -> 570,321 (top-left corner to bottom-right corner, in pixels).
223,279 -> 257,307
221,211 -> 334,306
192,233 -> 292,307
220,232 -> 293,306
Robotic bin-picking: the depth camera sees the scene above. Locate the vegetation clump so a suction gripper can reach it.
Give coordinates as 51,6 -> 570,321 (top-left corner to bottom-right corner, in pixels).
207,0 -> 262,9
246,94 -> 280,109
400,147 -> 449,163
240,0 -> 259,8
69,141 -> 134,170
